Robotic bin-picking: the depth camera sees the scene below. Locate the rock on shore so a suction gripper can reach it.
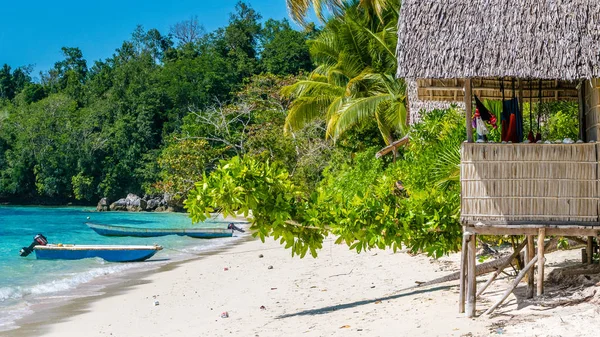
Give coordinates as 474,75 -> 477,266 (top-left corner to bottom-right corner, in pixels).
98,193 -> 182,212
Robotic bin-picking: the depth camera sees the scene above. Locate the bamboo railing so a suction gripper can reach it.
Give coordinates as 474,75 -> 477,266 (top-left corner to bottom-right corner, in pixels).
460,143 -> 598,225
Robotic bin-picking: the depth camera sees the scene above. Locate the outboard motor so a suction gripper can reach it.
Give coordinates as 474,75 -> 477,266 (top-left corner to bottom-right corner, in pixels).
19,234 -> 48,257
227,223 -> 245,233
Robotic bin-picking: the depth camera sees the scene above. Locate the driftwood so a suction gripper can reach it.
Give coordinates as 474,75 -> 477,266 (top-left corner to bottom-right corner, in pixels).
551,265 -> 600,277
476,240 -> 527,298
484,255 -> 539,315
414,251 -> 520,288
401,237 -> 584,295
375,136 -> 409,158
538,291 -> 596,308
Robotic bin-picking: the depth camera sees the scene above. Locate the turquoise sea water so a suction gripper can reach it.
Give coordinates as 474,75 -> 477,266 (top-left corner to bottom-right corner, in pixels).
0,206 -> 244,332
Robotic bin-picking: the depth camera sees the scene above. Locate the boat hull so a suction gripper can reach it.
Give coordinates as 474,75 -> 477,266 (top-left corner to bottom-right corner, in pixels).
34,245 -> 161,262
86,223 -> 234,239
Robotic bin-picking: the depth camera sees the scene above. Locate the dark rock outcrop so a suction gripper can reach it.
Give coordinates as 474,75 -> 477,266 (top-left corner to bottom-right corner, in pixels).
101,193 -> 182,212
109,198 -> 128,211
108,194 -> 145,212
146,198 -> 161,211
96,198 -> 110,212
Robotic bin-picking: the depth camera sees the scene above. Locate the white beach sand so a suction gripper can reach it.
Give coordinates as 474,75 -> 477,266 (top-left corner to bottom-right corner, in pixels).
12,237 -> 600,337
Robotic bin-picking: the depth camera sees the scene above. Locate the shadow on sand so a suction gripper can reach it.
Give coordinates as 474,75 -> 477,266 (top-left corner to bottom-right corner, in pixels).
277,285 -> 453,319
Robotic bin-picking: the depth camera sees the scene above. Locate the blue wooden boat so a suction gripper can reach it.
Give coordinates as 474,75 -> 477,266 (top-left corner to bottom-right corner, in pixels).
86,222 -> 235,238
33,244 -> 162,262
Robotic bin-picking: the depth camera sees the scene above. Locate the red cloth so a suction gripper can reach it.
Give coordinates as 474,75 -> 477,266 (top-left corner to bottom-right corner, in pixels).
501,120 -> 508,142
527,130 -> 535,143
506,113 -> 518,143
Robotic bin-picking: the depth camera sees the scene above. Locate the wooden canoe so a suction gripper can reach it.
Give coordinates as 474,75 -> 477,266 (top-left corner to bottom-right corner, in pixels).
86,222 -> 234,238
34,244 -> 162,262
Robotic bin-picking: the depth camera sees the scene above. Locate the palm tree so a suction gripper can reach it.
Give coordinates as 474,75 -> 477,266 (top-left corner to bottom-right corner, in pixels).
286,0 -> 393,26
283,1 -> 406,146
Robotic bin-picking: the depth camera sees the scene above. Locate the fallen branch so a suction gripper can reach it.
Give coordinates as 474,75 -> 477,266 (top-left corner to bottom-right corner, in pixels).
375,136 -> 409,158
477,240 -> 527,298
538,290 -> 596,308
484,255 -> 539,315
397,238 -> 586,295
413,252 -> 522,288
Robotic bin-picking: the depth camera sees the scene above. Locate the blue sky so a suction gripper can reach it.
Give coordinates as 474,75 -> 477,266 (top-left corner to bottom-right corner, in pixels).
0,0 -> 309,79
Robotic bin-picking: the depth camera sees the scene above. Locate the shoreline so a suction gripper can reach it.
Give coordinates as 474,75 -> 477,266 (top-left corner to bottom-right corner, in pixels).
7,236 -> 493,337
6,234 -> 600,337
4,234 -> 254,337
1,216 -> 251,337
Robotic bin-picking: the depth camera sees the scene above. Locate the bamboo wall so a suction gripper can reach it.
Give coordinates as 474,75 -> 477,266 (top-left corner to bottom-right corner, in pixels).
461,143 -> 598,225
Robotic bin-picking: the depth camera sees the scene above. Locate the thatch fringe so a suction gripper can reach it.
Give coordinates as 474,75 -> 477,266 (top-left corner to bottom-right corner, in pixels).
397,0 -> 600,80
406,79 -> 458,122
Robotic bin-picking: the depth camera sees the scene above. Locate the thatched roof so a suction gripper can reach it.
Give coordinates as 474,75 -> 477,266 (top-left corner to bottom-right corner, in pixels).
397,0 -> 600,81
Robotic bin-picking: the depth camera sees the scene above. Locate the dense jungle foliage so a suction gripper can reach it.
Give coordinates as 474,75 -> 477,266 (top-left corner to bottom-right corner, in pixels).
2,0 -> 579,256
0,3 -> 315,203
185,0 -> 579,258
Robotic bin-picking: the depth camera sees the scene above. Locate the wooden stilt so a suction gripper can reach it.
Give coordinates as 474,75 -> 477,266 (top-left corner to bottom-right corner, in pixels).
466,233 -> 477,318
537,229 -> 545,296
587,236 -> 593,264
526,235 -> 535,299
518,79 -> 524,122
459,232 -> 468,313
465,79 -> 473,143
484,255 -> 538,316
477,239 -> 527,298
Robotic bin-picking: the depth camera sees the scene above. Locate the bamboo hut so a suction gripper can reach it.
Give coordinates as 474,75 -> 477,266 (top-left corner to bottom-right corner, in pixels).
396,0 -> 600,317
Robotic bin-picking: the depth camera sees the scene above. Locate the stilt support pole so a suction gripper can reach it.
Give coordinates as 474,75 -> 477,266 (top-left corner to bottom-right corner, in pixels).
459,231 -> 468,313
526,235 -> 535,299
537,229 -> 545,296
466,232 -> 477,318
587,236 -> 593,264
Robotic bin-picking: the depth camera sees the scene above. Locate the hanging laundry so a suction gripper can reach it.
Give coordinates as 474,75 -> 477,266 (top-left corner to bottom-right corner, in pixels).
500,79 -> 523,143
474,96 -> 498,128
502,98 -> 520,142
506,111 -> 518,143
500,79 -> 508,141
472,109 -> 489,141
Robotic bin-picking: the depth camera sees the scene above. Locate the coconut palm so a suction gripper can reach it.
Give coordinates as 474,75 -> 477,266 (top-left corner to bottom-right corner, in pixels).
283,1 -> 406,145
286,0 -> 393,25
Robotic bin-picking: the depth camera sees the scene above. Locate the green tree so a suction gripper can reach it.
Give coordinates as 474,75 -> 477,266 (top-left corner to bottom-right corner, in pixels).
151,138 -> 226,201
185,108 -> 466,259
283,1 -> 406,146
0,64 -> 15,100
0,95 -> 80,198
218,2 -> 262,82
260,19 -> 313,75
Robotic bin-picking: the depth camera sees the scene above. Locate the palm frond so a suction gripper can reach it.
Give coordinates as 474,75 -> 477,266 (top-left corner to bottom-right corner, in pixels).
431,141 -> 461,190
330,94 -> 391,140
375,106 -> 394,145
285,95 -> 336,133
281,80 -> 344,99
286,0 -> 345,25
